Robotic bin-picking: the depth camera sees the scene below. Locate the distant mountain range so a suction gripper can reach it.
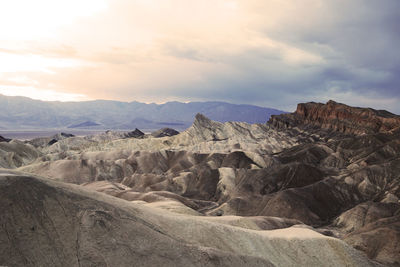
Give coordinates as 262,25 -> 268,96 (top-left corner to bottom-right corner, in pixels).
0,94 -> 285,130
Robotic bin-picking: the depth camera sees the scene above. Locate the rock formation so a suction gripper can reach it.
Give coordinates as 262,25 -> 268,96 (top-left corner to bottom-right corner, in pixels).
1,100 -> 400,266
28,132 -> 75,148
151,128 -> 179,138
0,140 -> 40,168
0,135 -> 10,142
269,100 -> 400,135
125,128 -> 145,138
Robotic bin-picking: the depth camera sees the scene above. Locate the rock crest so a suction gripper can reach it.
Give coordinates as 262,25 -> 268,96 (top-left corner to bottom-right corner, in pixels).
0,135 -> 10,142
151,128 -> 179,138
270,100 -> 400,135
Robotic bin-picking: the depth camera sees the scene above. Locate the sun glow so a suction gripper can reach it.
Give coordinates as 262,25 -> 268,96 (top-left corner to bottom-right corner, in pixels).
0,0 -> 107,101
0,0 -> 108,40
0,86 -> 89,102
0,51 -> 86,73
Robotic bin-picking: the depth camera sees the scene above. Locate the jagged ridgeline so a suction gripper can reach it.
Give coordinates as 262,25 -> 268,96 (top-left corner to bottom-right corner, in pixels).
1,100 -> 400,266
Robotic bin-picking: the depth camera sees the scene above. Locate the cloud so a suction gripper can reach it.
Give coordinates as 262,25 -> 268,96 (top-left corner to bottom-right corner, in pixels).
0,0 -> 399,113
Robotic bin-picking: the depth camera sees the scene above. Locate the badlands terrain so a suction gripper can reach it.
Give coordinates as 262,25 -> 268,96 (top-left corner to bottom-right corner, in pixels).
1,100 -> 400,266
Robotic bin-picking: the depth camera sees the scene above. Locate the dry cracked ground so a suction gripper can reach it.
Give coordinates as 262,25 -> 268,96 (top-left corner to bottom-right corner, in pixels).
1,100 -> 399,266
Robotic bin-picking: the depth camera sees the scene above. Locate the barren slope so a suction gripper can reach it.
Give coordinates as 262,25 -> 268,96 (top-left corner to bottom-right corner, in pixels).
0,171 -> 377,267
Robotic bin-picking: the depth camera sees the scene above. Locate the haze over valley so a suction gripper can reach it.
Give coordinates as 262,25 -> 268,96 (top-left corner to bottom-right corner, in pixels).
0,94 -> 283,134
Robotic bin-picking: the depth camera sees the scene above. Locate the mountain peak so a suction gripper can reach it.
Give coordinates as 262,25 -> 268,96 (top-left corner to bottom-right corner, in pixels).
192,113 -> 224,131
326,100 -> 338,105
194,113 -> 212,124
126,128 -> 145,138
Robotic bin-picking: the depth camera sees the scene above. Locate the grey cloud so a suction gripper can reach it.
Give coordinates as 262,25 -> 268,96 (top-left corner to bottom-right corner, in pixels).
254,1 -> 400,98
161,0 -> 400,112
7,0 -> 398,114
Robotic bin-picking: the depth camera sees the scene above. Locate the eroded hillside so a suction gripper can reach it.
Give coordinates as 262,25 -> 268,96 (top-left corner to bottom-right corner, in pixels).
1,100 -> 399,266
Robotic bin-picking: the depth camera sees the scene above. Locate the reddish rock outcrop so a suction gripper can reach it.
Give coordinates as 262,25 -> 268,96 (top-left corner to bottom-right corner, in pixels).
269,100 -> 400,135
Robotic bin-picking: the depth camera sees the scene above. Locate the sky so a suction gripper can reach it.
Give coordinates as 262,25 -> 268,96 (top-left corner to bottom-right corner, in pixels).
0,0 -> 399,113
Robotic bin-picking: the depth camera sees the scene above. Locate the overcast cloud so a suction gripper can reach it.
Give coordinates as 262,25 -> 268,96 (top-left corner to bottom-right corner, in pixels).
0,0 -> 399,112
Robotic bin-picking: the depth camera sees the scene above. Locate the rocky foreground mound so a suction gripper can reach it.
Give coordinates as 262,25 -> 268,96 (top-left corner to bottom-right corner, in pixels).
1,100 -> 400,266
0,171 -> 376,266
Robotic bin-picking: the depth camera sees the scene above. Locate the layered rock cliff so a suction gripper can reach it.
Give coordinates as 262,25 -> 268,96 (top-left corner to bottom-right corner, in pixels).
269,100 -> 400,135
